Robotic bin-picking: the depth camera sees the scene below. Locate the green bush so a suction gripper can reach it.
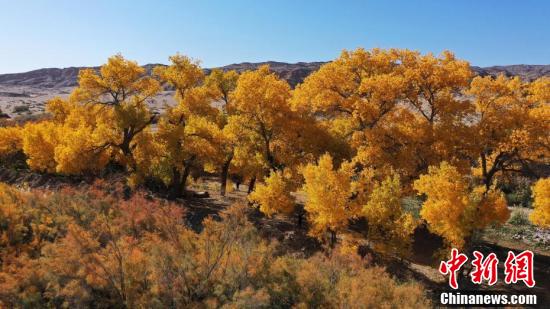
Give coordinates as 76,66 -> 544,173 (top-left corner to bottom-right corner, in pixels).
402,196 -> 423,220
12,105 -> 30,113
501,177 -> 533,208
508,209 -> 531,226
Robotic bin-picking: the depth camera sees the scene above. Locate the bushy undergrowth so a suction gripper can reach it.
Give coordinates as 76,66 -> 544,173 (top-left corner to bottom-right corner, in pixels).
509,209 -> 531,226
484,207 -> 550,251
501,177 -> 534,208
0,182 -> 430,308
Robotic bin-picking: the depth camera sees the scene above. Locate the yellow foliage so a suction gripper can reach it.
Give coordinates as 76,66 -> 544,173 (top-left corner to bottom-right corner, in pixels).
46,97 -> 73,123
528,76 -> 550,103
53,125 -> 110,174
0,126 -> 22,157
19,98 -> 112,174
362,175 -> 417,255
153,106 -> 221,196
334,267 -> 430,308
530,178 -> 550,228
21,121 -> 59,172
202,69 -> 242,195
301,154 -> 359,240
16,55 -> 161,176
71,54 -> 160,105
0,50 -> 547,303
228,65 -> 296,173
204,68 -> 239,107
270,250 -> 430,308
152,55 -> 222,197
0,181 -> 432,308
249,170 -> 295,217
468,75 -> 549,188
414,162 -> 509,248
293,48 -> 474,184
71,54 -> 160,172
127,129 -> 161,187
0,183 -> 28,251
153,54 -> 204,100
472,186 -> 510,229
156,107 -> 221,166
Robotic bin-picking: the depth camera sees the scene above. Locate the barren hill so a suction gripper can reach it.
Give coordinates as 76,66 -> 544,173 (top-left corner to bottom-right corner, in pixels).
471,65 -> 550,82
2,62 -> 547,89
0,62 -> 548,118
0,62 -> 325,88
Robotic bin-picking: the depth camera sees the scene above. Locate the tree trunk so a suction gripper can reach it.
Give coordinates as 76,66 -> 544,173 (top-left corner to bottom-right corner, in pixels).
220,154 -> 233,196
329,229 -> 337,248
168,163 -> 193,199
181,163 -> 192,198
297,212 -> 304,228
247,176 -> 256,194
480,152 -> 490,191
168,168 -> 183,199
119,136 -> 137,172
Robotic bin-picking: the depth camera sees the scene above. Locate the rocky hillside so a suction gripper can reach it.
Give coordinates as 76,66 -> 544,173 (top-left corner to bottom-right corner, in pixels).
0,67 -> 83,88
0,62 -> 324,88
471,65 -> 550,82
208,61 -> 326,87
0,62 -> 548,89
0,64 -> 160,89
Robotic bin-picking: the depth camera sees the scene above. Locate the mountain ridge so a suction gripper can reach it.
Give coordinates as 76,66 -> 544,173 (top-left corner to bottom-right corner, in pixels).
0,62 -> 548,89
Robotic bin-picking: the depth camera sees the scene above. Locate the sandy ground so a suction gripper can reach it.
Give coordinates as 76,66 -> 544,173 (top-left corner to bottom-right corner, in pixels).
0,85 -> 178,118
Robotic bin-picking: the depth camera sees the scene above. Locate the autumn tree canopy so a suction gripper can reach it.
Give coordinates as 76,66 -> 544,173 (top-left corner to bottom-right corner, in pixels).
530,178 -> 550,228
152,55 -> 221,198
292,48 -> 474,184
468,75 -> 550,190
71,54 -> 161,171
414,162 -> 510,248
0,47 -> 547,254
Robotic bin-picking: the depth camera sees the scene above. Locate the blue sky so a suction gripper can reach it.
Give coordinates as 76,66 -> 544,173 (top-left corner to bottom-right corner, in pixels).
0,0 -> 548,73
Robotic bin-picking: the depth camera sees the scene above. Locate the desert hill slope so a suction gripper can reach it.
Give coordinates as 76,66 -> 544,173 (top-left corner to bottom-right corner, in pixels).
1,62 -> 548,89
0,62 -> 548,118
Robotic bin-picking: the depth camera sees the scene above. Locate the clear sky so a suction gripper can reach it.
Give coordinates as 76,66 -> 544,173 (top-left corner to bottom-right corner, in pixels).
0,0 -> 548,73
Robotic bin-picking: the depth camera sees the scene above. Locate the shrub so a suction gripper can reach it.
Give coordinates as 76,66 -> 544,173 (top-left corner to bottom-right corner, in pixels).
0,126 -> 22,158
268,250 -> 431,308
530,178 -> 550,228
402,196 -> 423,220
509,209 -> 531,226
0,183 -> 431,308
12,105 -> 30,114
414,162 -> 509,248
501,177 -> 533,208
249,170 -> 295,217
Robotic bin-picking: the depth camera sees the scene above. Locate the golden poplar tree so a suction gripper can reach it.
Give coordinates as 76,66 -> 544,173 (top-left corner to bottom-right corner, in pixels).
292,48 -> 474,184
468,75 -> 549,190
248,170 -> 295,217
361,175 -> 417,255
301,154 -> 359,245
228,65 -> 293,174
0,126 -> 22,158
70,54 -> 160,171
530,178 -> 550,228
414,162 -> 509,248
204,69 -> 239,196
153,55 -> 221,198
